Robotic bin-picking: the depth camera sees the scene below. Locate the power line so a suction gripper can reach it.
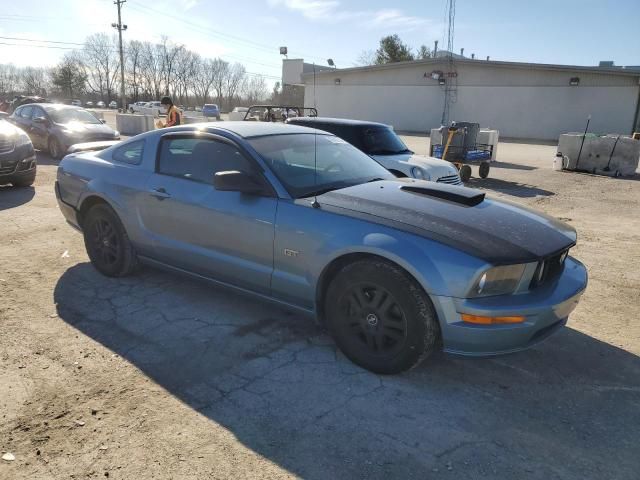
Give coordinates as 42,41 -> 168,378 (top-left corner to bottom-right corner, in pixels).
127,0 -> 347,66
0,35 -> 85,46
0,41 -> 76,50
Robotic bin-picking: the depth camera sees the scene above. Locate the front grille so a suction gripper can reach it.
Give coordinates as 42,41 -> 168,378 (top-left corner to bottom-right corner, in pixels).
0,138 -> 15,154
530,250 -> 568,289
0,164 -> 17,175
437,173 -> 462,185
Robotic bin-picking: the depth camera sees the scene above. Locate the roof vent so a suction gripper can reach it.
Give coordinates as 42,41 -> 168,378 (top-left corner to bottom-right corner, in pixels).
400,184 -> 485,206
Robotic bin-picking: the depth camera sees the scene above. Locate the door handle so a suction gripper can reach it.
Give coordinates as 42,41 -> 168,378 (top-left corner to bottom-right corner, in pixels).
149,187 -> 171,199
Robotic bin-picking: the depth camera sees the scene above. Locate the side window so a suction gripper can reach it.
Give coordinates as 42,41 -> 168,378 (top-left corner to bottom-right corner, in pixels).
31,107 -> 45,119
113,140 -> 144,165
158,137 -> 254,184
20,106 -> 34,119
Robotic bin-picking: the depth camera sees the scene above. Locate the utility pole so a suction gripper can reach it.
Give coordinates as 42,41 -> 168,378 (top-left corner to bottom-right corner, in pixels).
112,0 -> 127,111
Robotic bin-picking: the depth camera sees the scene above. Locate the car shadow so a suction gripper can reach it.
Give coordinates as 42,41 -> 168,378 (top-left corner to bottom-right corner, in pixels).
491,161 -> 538,171
53,263 -> 640,479
467,177 -> 555,198
35,149 -> 59,166
0,184 -> 35,210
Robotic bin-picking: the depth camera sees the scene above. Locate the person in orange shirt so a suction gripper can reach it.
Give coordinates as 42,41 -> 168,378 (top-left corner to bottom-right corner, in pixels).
157,96 -> 181,128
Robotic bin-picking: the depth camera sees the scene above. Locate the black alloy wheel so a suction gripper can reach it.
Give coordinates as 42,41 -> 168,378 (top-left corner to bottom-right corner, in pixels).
340,283 -> 408,357
83,204 -> 137,277
325,259 -> 440,374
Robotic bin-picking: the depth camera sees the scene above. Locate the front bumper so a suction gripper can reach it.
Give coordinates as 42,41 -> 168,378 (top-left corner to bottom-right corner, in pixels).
432,257 -> 587,356
0,144 -> 36,184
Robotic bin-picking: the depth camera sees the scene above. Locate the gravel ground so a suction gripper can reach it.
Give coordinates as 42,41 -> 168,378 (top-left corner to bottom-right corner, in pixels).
0,130 -> 639,480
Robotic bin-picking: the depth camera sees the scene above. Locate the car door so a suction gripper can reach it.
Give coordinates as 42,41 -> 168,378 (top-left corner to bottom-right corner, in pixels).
29,106 -> 49,150
13,106 -> 34,135
136,131 -> 278,295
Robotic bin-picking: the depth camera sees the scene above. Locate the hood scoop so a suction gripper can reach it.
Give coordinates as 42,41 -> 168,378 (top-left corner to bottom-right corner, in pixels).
400,183 -> 485,207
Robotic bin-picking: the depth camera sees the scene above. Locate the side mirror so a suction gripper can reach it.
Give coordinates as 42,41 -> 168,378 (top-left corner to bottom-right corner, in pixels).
214,170 -> 265,194
100,119 -> 107,124
33,116 -> 47,125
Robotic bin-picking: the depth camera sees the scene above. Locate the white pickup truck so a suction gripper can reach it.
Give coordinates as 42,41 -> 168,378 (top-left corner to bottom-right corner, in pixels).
128,101 -> 165,116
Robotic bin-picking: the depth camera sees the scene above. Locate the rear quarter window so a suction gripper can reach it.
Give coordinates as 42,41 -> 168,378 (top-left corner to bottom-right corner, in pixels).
112,140 -> 144,165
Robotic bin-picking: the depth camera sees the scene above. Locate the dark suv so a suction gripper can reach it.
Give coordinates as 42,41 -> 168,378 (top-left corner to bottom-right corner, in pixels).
0,120 -> 36,187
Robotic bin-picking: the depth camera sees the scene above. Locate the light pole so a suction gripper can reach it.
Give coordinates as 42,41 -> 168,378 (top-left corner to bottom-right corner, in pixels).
112,0 -> 127,111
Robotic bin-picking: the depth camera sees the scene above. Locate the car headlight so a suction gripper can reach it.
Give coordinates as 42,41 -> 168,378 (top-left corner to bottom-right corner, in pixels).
15,132 -> 32,148
411,166 -> 430,180
469,264 -> 527,297
113,130 -> 120,137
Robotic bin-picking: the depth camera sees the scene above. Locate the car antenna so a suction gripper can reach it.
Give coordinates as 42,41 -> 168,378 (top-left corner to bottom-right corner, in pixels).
311,62 -> 320,209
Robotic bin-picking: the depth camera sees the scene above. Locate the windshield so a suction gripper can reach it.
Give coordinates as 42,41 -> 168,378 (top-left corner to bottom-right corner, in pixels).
249,133 -> 393,198
360,126 -> 411,155
47,107 -> 101,124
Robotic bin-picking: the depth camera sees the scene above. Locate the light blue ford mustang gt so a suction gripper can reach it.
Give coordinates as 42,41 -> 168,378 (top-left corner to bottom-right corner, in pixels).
55,122 -> 587,374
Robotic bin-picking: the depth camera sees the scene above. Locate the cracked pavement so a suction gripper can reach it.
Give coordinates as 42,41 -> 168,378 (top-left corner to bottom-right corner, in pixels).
1,141 -> 639,479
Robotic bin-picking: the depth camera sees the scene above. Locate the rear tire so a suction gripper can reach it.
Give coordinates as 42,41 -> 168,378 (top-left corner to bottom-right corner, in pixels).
479,161 -> 490,179
459,164 -> 472,182
82,203 -> 138,277
324,259 -> 440,374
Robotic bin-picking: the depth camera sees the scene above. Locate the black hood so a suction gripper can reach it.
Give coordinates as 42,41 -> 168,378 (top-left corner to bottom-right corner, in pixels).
316,180 -> 576,265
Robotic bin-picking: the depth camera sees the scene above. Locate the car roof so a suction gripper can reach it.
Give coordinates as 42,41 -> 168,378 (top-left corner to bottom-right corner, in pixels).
37,103 -> 83,111
287,117 -> 389,128
178,121 -> 331,138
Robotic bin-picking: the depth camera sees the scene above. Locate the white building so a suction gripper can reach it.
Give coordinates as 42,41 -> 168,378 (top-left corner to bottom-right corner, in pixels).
296,58 -> 640,141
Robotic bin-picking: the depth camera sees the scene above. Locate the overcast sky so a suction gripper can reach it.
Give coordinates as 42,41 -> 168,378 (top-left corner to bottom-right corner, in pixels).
0,0 -> 638,79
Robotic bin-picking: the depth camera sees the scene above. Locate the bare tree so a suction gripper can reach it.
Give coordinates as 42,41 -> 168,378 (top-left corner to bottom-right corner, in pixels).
82,33 -> 120,101
173,48 -> 198,104
241,75 -> 267,105
224,63 -> 246,108
139,41 -> 164,99
159,37 -> 184,97
208,59 -> 227,106
355,49 -> 376,66
0,64 -> 21,97
125,40 -> 143,102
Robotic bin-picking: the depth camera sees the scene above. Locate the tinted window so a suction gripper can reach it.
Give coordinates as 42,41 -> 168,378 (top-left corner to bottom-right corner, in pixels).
20,106 -> 34,119
31,106 -> 46,119
158,137 -> 253,184
113,140 -> 144,165
248,133 -> 392,198
359,127 -> 410,155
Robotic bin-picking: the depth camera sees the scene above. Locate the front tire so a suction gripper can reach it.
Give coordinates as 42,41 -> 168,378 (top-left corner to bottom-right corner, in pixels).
325,259 -> 440,374
83,204 -> 138,277
48,137 -> 64,160
479,161 -> 490,179
459,164 -> 472,182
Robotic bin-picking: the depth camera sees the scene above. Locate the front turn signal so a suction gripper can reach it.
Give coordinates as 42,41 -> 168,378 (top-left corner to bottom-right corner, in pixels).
461,314 -> 526,325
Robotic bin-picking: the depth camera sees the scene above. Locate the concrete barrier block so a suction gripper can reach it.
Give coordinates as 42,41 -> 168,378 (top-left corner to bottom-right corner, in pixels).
559,133 -> 640,176
116,114 -> 155,136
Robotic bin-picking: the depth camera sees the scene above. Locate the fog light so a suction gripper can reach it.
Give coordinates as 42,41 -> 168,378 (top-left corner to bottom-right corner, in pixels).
461,314 -> 525,325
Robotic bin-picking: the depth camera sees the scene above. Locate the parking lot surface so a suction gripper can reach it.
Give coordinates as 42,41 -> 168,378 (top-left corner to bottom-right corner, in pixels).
1,132 -> 639,479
